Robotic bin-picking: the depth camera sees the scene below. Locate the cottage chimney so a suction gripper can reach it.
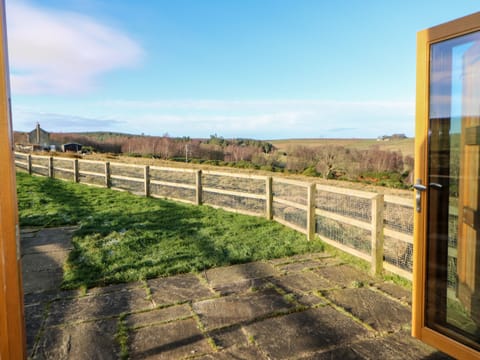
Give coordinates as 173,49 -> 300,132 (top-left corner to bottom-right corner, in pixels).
36,122 -> 40,144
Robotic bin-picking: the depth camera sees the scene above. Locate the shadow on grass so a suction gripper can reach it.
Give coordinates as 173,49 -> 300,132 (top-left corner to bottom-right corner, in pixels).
17,172 -> 323,289
66,201 -> 319,289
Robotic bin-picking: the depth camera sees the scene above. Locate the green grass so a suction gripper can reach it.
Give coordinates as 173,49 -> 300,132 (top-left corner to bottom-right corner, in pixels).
17,172 -> 324,289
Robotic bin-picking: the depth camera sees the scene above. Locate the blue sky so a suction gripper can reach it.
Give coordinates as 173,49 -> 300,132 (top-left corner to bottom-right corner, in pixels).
6,1 -> 480,139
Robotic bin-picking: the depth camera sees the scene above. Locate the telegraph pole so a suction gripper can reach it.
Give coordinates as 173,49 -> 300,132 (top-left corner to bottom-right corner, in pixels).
0,0 -> 27,357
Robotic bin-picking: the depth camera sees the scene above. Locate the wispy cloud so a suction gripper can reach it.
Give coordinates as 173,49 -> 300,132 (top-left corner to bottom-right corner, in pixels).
13,109 -> 125,132
101,98 -> 415,138
13,98 -> 414,138
7,1 -> 144,94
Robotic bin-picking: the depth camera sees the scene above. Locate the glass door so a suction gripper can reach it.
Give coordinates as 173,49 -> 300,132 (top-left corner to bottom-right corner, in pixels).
414,13 -> 480,359
426,30 -> 480,351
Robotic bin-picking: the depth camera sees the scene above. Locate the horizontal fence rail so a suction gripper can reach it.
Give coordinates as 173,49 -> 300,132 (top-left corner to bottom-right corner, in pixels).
15,152 -> 424,281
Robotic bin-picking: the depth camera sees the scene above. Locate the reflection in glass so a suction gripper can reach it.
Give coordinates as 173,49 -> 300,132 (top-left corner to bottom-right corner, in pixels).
427,30 -> 480,351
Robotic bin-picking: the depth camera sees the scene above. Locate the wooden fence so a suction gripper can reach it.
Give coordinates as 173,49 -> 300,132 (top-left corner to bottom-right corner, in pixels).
15,152 -> 415,280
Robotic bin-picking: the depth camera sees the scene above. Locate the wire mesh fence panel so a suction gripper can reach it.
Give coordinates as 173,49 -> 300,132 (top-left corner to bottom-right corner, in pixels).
447,256 -> 457,290
14,152 -> 28,163
31,156 -> 49,167
78,160 -> 106,175
149,167 -> 196,185
203,173 -> 265,194
448,209 -> 458,249
52,167 -> 74,181
384,200 -> 414,235
110,163 -> 145,179
203,191 -> 265,215
316,189 -> 371,222
272,180 -> 308,205
30,156 -> 49,176
51,158 -> 74,180
31,166 -> 49,177
15,155 -> 29,172
16,162 -> 28,172
110,177 -> 144,195
383,236 -> 413,271
78,172 -> 105,187
315,215 -> 371,254
273,201 -> 307,230
150,182 -> 196,203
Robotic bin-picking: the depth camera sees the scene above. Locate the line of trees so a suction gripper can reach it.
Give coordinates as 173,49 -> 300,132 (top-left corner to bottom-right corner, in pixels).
283,145 -> 414,187
17,130 -> 414,188
47,132 -> 274,163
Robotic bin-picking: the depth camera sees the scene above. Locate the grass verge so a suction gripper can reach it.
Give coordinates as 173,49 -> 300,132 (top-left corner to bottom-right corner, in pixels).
17,172 -> 324,289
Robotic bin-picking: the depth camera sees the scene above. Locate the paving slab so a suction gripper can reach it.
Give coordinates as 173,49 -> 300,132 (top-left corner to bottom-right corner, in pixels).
314,264 -> 374,288
128,318 -> 213,359
87,281 -> 145,295
349,331 -> 454,359
148,273 -> 214,306
193,288 -> 294,330
33,319 -> 119,360
22,249 -> 70,294
21,226 -> 77,255
196,345 -> 268,359
244,307 -> 370,359
208,324 -> 250,349
24,303 -> 46,355
373,281 -> 412,305
271,271 -> 332,293
126,303 -> 192,328
203,261 -> 280,294
24,289 -> 80,306
46,287 -> 152,326
300,331 -> 454,359
22,266 -> 64,294
267,252 -> 333,266
271,256 -> 342,273
323,287 -> 411,332
295,293 -> 328,307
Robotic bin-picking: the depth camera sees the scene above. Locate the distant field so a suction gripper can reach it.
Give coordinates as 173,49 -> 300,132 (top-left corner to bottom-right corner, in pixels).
270,138 -> 414,158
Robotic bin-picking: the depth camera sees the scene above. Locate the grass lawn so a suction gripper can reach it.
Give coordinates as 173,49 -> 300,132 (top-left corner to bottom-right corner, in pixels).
17,172 -> 324,289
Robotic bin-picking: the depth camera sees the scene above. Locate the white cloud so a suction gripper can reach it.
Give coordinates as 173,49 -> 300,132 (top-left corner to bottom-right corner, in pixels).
6,1 -> 144,94
103,98 -> 414,138
12,97 -> 414,139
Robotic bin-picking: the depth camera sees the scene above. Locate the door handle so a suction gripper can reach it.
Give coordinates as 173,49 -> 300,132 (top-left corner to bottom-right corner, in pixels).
413,179 -> 427,212
429,182 -> 443,189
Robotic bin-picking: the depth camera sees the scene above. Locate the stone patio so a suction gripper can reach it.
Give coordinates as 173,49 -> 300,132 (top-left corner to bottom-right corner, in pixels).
22,227 -> 452,359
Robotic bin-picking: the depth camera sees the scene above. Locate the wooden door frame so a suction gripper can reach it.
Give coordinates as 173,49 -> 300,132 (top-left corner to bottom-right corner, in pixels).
413,11 -> 480,359
0,0 -> 27,358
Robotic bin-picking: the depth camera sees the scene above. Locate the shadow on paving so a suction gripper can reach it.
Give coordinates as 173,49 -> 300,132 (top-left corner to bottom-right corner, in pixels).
22,227 -> 454,359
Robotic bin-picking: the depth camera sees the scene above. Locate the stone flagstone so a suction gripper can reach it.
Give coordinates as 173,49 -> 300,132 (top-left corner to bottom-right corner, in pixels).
128,318 -> 213,359
203,261 -> 280,294
193,288 -> 294,330
148,273 -> 214,305
323,287 -> 411,332
244,307 -> 370,359
33,319 -> 119,360
314,264 -> 374,288
46,287 -> 152,326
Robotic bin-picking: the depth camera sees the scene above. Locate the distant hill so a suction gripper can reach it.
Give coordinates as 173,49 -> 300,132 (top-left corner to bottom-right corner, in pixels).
269,138 -> 414,158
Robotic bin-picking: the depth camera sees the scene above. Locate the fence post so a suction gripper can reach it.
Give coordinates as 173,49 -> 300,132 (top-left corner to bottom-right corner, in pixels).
27,154 -> 32,175
144,165 -> 150,197
73,159 -> 79,183
195,170 -> 202,205
371,194 -> 384,276
105,162 -> 111,188
307,183 -> 316,241
266,176 -> 273,220
48,156 -> 53,178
